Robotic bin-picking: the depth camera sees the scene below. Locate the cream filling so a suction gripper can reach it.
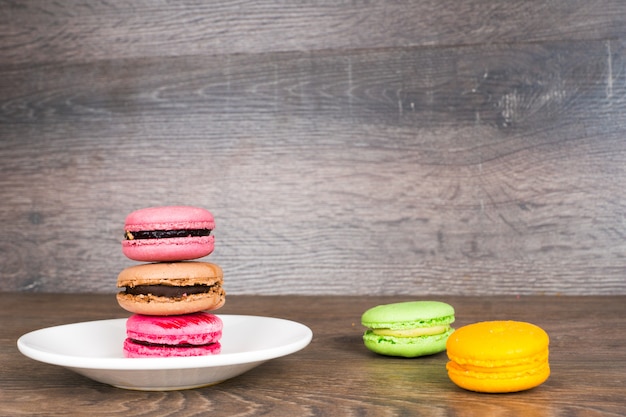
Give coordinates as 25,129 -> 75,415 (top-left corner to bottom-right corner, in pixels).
372,325 -> 449,337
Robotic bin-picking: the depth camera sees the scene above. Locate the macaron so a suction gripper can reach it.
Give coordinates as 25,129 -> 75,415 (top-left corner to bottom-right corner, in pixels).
122,206 -> 215,262
361,301 -> 455,357
446,320 -> 550,393
116,261 -> 226,316
123,312 -> 223,358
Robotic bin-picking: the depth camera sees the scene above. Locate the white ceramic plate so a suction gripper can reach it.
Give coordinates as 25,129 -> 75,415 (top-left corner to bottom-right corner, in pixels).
17,315 -> 312,391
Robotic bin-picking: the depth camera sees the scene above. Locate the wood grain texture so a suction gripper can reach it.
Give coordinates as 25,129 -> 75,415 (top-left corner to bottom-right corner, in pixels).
3,294 -> 626,416
2,0 -> 626,65
1,1 -> 625,295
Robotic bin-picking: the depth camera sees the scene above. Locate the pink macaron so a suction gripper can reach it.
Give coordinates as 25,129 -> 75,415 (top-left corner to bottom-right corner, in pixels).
123,312 -> 223,358
122,206 -> 215,262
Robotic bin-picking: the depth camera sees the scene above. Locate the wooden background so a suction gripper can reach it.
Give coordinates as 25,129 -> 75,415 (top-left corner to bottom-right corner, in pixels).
1,1 -> 625,295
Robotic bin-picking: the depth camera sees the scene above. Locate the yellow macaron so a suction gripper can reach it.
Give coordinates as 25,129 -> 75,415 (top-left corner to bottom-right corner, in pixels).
446,321 -> 550,393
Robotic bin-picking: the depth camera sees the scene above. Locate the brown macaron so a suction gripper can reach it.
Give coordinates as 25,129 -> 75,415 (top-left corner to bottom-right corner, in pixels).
116,262 -> 226,316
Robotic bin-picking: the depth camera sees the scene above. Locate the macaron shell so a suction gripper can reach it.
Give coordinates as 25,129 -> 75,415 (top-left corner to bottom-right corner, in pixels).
116,289 -> 226,316
126,313 -> 223,345
124,206 -> 215,231
446,321 -> 549,363
117,261 -> 223,286
361,301 -> 455,330
122,235 -> 214,262
363,327 -> 454,358
446,360 -> 550,393
123,339 -> 221,358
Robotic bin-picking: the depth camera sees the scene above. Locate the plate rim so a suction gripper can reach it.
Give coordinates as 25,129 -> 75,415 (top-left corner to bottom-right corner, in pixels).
17,315 -> 313,371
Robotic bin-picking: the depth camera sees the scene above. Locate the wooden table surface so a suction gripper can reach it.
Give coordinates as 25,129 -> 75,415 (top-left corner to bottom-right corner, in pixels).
2,293 -> 625,416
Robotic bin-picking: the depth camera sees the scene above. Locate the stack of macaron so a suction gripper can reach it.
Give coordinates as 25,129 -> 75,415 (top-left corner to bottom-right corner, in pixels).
361,301 -> 550,393
116,206 -> 226,358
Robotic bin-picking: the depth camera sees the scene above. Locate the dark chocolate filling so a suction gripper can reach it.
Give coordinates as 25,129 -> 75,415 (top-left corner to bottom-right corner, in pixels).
129,339 -> 215,348
125,284 -> 214,298
124,229 -> 211,240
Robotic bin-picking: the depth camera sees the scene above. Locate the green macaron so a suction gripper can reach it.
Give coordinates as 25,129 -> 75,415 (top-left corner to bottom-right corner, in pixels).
361,301 -> 455,357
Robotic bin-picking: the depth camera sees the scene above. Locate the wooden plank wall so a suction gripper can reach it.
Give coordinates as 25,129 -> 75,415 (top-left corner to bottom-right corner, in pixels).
1,1 -> 625,295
